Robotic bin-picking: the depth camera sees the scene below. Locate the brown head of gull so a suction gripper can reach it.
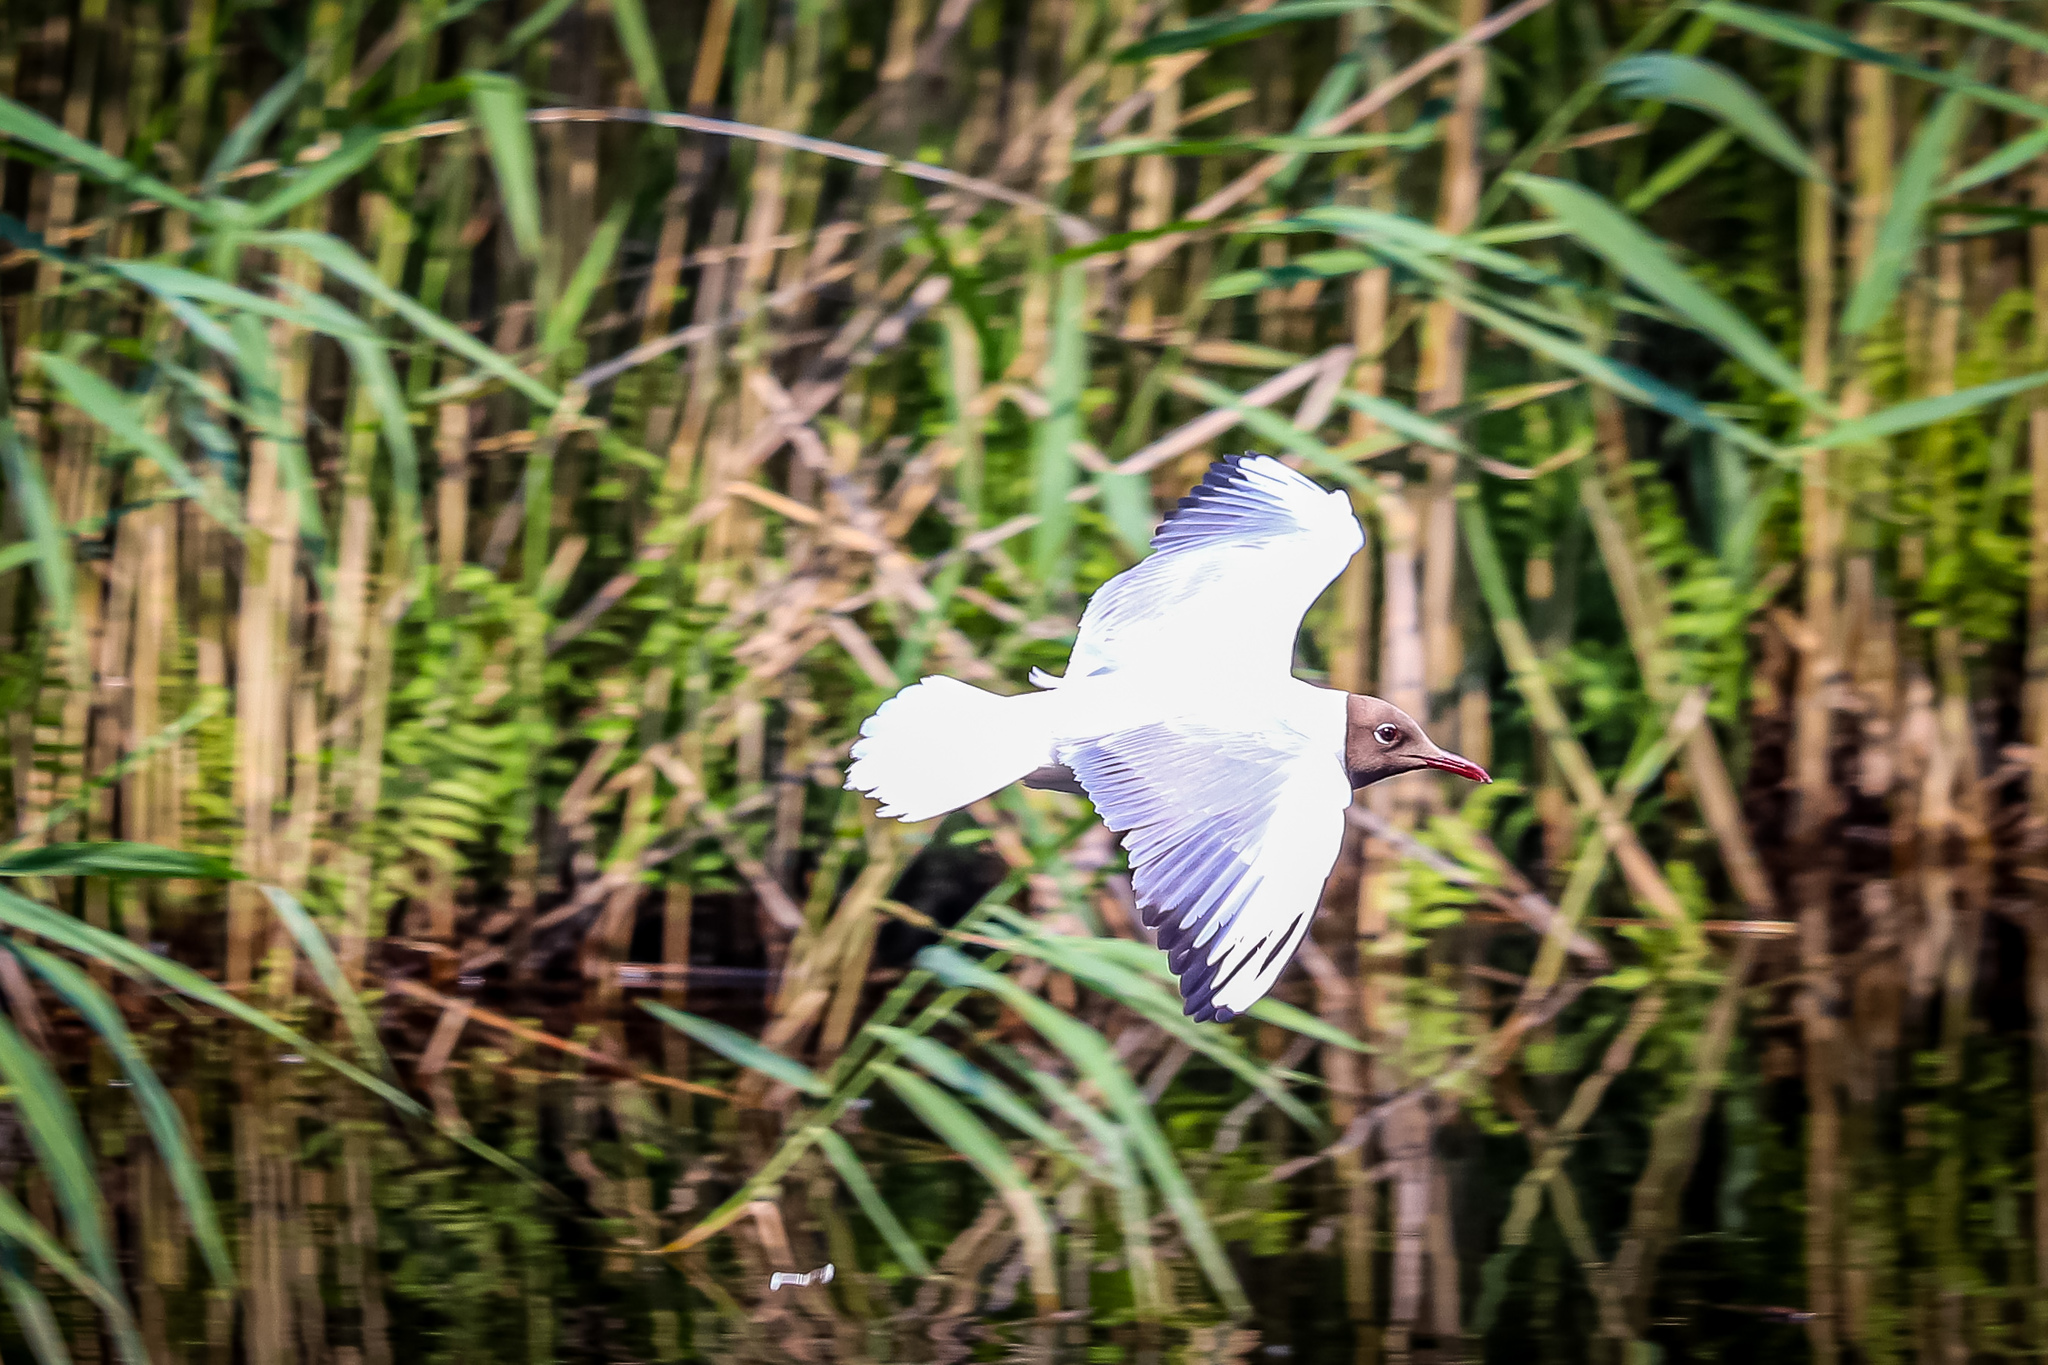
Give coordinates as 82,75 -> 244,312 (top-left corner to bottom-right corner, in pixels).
844,453 -> 1490,1023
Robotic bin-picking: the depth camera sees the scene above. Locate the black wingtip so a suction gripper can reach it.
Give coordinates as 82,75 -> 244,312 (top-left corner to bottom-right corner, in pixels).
1160,452 -> 1267,530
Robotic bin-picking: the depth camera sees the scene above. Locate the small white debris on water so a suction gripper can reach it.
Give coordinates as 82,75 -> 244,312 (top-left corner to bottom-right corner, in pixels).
768,1264 -> 833,1291
277,1054 -> 306,1064
108,1080 -> 131,1088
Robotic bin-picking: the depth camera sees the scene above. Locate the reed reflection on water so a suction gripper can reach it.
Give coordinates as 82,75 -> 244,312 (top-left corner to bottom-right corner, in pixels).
31,947 -> 2012,1365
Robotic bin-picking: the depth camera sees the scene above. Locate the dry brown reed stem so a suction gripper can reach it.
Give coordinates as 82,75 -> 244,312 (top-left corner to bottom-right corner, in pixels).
1121,0 -> 1557,279
2027,44 -> 2048,1306
385,978 -> 724,1099
1579,474 -> 1775,913
1610,941 -> 1758,1343
1791,7 -> 1847,1354
1346,806 -> 1607,968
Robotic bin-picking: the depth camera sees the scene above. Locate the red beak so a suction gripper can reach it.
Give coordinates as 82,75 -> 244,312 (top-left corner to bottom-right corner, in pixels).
1422,751 -> 1492,784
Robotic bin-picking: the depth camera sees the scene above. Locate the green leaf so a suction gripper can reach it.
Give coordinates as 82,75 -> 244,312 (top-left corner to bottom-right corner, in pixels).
0,344 -> 74,641
1801,369 -> 2048,450
0,93 -> 207,218
1624,126 -> 1737,213
499,0 -> 582,60
1206,250 -> 1376,298
1943,126 -> 2048,199
638,1000 -> 829,1096
1172,372 -> 1378,493
1885,0 -> 2048,58
0,1187 -> 144,1365
1244,995 -> 1374,1053
261,886 -> 393,1075
867,1025 -> 1112,1180
33,353 -> 247,536
0,1239 -> 72,1365
1118,0 -> 1380,61
242,127 -> 386,226
12,945 -> 234,1288
0,841 -> 238,880
335,335 -> 424,556
1839,86 -> 1973,339
465,72 -> 543,261
916,945 -> 1249,1317
875,1063 -> 1059,1300
981,917 -> 1329,1135
1511,174 -> 1821,409
1283,205 -> 1569,288
1030,264 -> 1087,591
103,261 -> 374,340
608,0 -> 672,110
541,199 -> 631,358
0,540 -> 39,579
0,1010 -> 121,1292
1697,2 -> 2048,123
226,313 -> 331,589
813,1128 -> 933,1276
259,230 -> 560,405
1602,53 -> 1824,184
0,886 -> 539,1190
200,62 -> 307,193
1423,281 -> 1784,463
1334,390 -> 1468,454
876,1062 -> 1038,1194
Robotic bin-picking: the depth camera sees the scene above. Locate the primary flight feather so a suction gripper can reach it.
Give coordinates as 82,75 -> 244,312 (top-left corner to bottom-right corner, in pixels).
844,454 -> 1489,1022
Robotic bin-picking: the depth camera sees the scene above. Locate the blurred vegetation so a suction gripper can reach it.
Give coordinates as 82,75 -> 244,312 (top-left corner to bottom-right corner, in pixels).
1,0 -> 2048,1358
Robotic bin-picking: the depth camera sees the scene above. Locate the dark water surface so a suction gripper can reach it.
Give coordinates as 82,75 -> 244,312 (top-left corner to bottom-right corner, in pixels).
21,965 -> 1959,1365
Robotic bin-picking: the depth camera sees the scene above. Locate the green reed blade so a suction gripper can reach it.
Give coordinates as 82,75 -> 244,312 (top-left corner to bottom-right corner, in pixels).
33,352 -> 247,536
876,1063 -> 1059,1305
1802,368 -> 2048,451
1840,85 -> 1973,340
0,93 -> 207,217
1117,0 -> 1381,62
917,945 -> 1250,1318
813,1128 -> 934,1276
464,72 -> 544,261
0,841 -> 237,879
0,1237 -> 73,1365
868,1025 -> 1114,1180
639,1000 -> 830,1096
541,199 -> 631,360
1512,174 -> 1822,410
12,944 -> 235,1289
1030,264 -> 1087,593
608,0 -> 672,110
1602,53 -> 1824,184
0,887 -> 543,1192
261,885 -> 395,1078
200,61 -> 307,193
0,1010 -> 120,1292
260,230 -> 560,404
0,1188 -> 144,1365
243,126 -> 385,226
977,916 -> 1329,1136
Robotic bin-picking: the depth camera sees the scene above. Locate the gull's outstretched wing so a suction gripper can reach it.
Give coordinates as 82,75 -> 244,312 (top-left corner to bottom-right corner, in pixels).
1059,715 -> 1349,1021
1055,455 -> 1361,687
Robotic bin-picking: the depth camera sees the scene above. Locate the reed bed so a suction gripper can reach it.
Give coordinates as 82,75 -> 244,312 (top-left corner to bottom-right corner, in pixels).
1,0 -> 2048,1358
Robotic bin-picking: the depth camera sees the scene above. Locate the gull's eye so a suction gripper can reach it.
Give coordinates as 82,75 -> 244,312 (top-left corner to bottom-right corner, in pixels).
1374,723 -> 1400,745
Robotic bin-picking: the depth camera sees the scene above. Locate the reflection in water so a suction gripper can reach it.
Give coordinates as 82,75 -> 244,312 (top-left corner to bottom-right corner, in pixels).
29,973 -> 2030,1364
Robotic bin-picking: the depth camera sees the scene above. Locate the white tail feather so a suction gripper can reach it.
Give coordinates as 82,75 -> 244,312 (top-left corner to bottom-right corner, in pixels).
844,676 -> 1056,822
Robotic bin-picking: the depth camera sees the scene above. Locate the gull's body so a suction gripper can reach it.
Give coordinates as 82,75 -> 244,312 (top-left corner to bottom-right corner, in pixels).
845,454 -> 1487,1021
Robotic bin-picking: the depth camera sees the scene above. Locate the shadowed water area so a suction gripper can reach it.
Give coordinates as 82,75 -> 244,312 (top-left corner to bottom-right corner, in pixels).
25,854 -> 2038,1365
